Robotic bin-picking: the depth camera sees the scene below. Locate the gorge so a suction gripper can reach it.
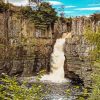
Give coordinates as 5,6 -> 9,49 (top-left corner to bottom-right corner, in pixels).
0,2 -> 100,99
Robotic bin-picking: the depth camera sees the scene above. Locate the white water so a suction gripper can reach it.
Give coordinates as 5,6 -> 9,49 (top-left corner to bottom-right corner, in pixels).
41,33 -> 72,83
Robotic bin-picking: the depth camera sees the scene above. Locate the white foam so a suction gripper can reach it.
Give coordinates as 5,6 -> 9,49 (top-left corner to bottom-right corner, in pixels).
41,33 -> 72,83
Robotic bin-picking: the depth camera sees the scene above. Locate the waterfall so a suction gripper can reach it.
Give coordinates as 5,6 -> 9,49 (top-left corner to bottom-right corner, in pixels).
41,33 -> 71,83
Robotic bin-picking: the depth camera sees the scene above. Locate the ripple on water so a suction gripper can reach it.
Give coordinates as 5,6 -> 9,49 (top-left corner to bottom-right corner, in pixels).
42,82 -> 77,100
43,94 -> 76,100
18,77 -> 82,100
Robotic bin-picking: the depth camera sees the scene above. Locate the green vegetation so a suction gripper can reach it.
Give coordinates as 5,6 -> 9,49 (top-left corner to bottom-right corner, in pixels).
30,2 -> 57,30
84,25 -> 100,60
88,62 -> 100,100
20,6 -> 33,19
83,24 -> 100,100
0,74 -> 46,100
0,2 -> 11,12
20,2 -> 57,30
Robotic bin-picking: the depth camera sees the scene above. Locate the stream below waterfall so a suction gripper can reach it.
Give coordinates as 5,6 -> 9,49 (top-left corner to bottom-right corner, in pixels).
19,75 -> 83,100
42,82 -> 81,100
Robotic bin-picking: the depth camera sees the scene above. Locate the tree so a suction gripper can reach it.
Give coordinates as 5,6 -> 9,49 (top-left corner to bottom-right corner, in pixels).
20,6 -> 33,18
31,2 -> 57,29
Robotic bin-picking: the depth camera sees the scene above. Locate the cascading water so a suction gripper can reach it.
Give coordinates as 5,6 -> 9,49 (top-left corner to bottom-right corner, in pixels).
41,33 -> 72,83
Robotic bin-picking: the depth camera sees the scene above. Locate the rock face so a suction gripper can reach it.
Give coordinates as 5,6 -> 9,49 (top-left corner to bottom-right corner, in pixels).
0,6 -> 100,86
0,11 -> 53,76
64,17 -> 100,86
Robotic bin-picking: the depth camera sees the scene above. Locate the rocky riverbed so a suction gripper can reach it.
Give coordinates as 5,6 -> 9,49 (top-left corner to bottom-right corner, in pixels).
18,76 -> 84,100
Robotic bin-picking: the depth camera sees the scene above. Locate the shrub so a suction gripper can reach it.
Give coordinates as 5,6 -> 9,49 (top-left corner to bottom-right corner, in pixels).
0,74 -> 46,100
83,23 -> 100,100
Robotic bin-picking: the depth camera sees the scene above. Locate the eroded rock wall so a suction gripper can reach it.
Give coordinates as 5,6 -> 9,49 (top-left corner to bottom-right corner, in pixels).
64,16 -> 100,86
0,11 -> 53,76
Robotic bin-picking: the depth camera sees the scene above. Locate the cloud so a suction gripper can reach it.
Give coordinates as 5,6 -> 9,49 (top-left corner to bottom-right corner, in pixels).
5,0 -> 29,6
48,1 -> 63,5
88,4 -> 100,6
65,6 -> 76,8
75,7 -> 100,11
5,0 -> 37,6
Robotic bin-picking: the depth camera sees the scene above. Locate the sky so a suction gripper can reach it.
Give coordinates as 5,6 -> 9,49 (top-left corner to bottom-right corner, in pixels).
5,0 -> 100,17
